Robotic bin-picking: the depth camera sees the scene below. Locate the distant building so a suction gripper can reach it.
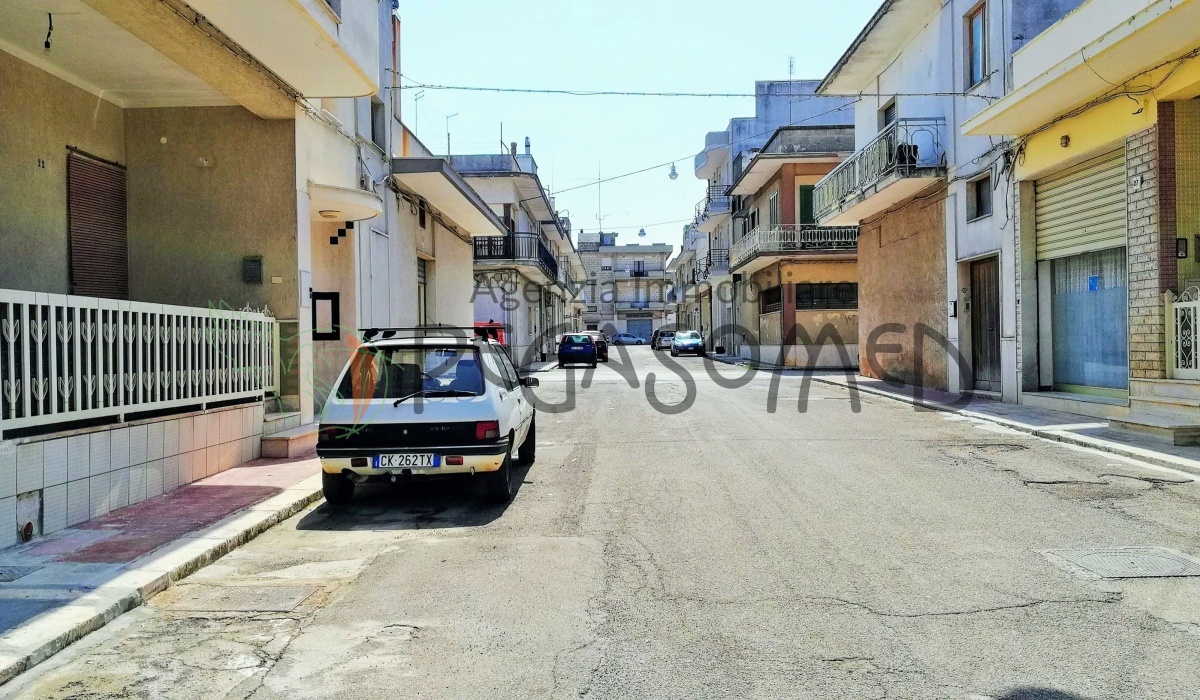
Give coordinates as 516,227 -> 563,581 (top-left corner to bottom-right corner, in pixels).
578,231 -> 673,340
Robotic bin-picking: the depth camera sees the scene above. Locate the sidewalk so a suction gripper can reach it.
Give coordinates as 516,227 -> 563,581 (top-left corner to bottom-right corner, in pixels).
709,354 -> 1200,479
0,454 -> 322,685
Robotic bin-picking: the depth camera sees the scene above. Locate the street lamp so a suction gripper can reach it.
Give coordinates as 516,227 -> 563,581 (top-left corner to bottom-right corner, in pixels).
668,164 -> 678,180
638,228 -> 647,238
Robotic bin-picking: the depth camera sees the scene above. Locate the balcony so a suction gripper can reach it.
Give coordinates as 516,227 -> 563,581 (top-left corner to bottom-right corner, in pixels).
0,290 -> 277,438
814,119 -> 947,226
705,248 -> 730,281
693,184 -> 733,233
615,300 -> 667,314
615,267 -> 667,279
473,233 -> 560,286
730,225 -> 860,275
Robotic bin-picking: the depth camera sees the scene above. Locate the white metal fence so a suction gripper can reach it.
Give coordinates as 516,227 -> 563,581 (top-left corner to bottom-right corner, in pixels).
1167,288 -> 1200,380
1,290 -> 277,436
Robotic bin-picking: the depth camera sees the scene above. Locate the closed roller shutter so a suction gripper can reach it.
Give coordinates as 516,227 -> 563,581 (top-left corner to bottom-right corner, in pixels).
68,151 -> 128,298
1034,149 -> 1126,261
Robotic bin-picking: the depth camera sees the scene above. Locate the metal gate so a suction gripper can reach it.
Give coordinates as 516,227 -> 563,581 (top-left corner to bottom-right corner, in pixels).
626,319 -> 652,340
970,257 -> 1001,392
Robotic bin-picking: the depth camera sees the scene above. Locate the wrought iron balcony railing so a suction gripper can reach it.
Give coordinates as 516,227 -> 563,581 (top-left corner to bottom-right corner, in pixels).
814,118 -> 946,222
729,225 -> 859,272
694,183 -> 733,227
474,233 -> 559,282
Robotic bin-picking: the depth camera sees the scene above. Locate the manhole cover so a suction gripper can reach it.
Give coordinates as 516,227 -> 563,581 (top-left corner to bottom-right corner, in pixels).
0,566 -> 41,583
164,585 -> 317,612
1046,547 -> 1200,578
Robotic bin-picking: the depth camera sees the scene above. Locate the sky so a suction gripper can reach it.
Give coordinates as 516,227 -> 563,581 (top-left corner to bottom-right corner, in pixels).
397,0 -> 882,248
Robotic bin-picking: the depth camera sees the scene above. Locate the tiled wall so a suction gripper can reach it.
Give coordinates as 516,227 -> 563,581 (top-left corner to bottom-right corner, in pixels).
0,402 -> 265,549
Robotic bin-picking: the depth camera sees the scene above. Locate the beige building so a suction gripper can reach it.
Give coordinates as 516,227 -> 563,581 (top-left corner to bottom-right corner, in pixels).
0,0 -> 500,547
578,232 -> 673,340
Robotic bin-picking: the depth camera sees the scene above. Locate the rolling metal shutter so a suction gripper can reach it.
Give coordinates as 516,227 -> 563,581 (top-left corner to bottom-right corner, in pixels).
68,151 -> 128,298
1034,149 -> 1127,261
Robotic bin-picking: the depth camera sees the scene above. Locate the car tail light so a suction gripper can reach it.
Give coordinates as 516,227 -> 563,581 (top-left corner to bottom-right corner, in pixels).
445,456 -> 464,465
318,426 -> 343,445
475,420 -> 500,441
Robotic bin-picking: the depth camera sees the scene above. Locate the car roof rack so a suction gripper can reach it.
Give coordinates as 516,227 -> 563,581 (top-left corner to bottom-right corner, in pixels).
360,325 -> 491,342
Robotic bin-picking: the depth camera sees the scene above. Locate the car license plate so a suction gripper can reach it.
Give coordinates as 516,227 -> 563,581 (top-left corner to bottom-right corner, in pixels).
373,453 -> 439,469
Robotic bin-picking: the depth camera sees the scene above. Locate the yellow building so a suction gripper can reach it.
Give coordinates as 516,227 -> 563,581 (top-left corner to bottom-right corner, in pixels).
966,0 -> 1200,442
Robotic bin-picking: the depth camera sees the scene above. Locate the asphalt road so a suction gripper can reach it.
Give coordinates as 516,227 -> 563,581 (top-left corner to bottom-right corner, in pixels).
6,347 -> 1200,699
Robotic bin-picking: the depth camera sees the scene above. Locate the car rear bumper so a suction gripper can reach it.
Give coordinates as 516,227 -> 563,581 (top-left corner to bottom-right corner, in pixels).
318,441 -> 510,477
558,353 -> 596,364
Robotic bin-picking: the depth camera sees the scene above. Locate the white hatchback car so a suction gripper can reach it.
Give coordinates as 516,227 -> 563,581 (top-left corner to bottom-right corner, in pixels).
317,331 -> 538,504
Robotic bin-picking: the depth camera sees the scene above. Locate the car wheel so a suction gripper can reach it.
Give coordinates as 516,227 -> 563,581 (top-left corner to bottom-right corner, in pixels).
322,471 -> 355,506
518,416 -> 536,464
485,443 -> 514,503
636,340 -> 644,345
670,349 -> 677,357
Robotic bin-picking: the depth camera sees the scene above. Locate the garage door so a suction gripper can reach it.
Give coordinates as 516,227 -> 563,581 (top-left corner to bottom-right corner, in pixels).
1034,149 -> 1127,261
626,319 -> 652,340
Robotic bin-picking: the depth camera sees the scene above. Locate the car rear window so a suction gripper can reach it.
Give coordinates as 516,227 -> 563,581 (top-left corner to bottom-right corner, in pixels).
678,331 -> 700,339
565,335 -> 592,344
335,346 -> 486,400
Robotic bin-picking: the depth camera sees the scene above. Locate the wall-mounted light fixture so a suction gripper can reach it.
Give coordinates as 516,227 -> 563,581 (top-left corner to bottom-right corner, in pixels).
1060,135 -> 1071,148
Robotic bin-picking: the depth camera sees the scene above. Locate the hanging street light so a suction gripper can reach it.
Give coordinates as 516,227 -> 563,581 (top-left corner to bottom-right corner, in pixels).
638,228 -> 647,238
668,164 -> 678,180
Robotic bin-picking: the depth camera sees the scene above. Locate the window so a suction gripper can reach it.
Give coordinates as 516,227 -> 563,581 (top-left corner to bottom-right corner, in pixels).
370,98 -> 386,150
966,2 -> 987,88
968,175 -> 993,221
880,100 -> 897,130
798,186 -> 815,225
67,151 -> 128,299
768,192 -> 780,227
760,286 -> 783,314
335,346 -> 485,401
417,258 -> 428,325
796,283 -> 859,310
418,200 -> 427,229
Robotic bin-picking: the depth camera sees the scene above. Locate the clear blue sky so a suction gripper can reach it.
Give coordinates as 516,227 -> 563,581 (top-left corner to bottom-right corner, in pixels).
398,0 -> 881,247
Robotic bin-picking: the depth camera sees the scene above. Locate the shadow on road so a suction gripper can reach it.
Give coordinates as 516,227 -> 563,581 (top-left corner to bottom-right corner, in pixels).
295,461 -> 533,532
996,689 -> 1091,700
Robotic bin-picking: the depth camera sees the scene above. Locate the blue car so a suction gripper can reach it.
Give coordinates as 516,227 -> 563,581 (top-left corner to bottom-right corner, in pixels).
670,330 -> 705,357
558,333 -> 598,367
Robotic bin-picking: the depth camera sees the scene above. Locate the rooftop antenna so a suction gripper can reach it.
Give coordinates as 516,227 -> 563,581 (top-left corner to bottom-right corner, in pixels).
788,56 -> 794,81
413,90 -> 425,140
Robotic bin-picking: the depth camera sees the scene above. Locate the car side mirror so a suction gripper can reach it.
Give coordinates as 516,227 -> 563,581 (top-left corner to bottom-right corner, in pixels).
521,377 -> 540,388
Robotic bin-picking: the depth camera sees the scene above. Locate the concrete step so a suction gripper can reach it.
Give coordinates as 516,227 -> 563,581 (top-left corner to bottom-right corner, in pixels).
261,423 -> 318,459
1130,395 -> 1200,410
263,411 -> 303,437
1109,412 -> 1200,446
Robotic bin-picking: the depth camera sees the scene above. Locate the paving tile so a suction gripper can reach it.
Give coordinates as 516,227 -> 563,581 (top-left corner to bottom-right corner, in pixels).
145,460 -> 164,499
66,435 -> 89,483
0,496 -> 16,549
128,424 -> 148,467
89,473 -> 111,519
42,484 -> 68,534
128,465 -> 147,506
146,422 -> 164,462
89,431 -> 110,476
16,442 -> 43,495
109,468 -> 129,511
42,438 -> 67,488
109,428 -> 130,471
163,419 -> 180,458
66,479 -> 90,527
0,444 -> 15,499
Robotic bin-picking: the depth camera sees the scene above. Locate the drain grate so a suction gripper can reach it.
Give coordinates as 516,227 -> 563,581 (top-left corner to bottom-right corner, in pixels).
0,566 -> 42,583
1046,547 -> 1200,578
163,585 -> 317,612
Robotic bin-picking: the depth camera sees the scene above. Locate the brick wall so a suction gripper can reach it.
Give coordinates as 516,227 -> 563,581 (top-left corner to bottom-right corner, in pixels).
857,187 -> 949,390
1127,126 -> 1166,380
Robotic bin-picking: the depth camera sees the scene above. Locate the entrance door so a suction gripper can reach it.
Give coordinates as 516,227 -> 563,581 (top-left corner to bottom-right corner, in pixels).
970,257 -> 1001,392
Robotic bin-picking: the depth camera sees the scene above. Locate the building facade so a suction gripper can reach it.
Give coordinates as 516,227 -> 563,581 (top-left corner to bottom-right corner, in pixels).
453,143 -> 586,368
814,0 -> 1083,396
0,0 -> 498,546
692,81 -> 857,355
965,0 -> 1200,441
578,232 -> 673,340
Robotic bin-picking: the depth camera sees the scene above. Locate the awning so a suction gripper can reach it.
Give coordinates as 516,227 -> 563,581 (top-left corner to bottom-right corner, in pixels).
391,158 -> 507,237
308,182 -> 383,222
728,155 -> 846,196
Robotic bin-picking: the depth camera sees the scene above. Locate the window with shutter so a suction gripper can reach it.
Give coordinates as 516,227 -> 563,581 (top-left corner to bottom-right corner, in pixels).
67,151 -> 128,299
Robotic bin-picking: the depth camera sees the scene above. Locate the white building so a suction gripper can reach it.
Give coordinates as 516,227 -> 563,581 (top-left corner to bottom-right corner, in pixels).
452,143 -> 586,368
578,232 -> 673,340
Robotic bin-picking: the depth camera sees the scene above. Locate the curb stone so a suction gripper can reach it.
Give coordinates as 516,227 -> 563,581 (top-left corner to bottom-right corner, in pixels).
707,355 -> 1200,479
0,479 -> 323,687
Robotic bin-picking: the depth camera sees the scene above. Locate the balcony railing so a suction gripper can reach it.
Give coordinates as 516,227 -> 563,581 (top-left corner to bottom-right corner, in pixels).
694,184 -> 733,227
0,290 -> 277,437
730,225 -> 860,272
705,248 -> 730,278
616,267 -> 666,279
616,300 -> 666,311
474,233 -> 559,282
814,118 -> 946,222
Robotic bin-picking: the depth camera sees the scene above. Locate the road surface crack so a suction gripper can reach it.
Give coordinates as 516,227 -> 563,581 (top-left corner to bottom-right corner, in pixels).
803,594 -> 1121,618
